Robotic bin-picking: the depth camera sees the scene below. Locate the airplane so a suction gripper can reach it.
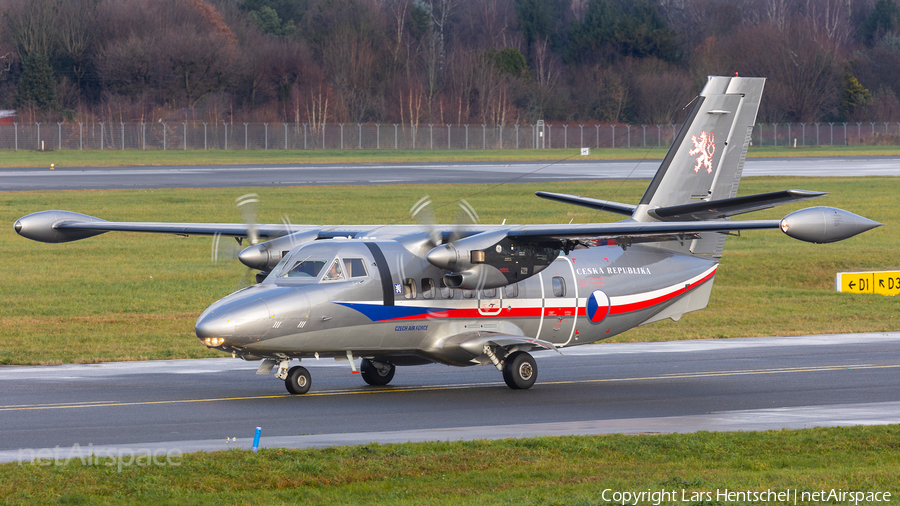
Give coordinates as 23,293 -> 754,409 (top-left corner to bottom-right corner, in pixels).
14,76 -> 881,395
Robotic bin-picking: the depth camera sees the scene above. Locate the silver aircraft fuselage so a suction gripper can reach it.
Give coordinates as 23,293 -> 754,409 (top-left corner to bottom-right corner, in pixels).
196,238 -> 716,366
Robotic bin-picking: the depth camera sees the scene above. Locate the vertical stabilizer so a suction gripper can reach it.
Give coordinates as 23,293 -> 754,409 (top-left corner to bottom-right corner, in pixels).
632,75 -> 765,256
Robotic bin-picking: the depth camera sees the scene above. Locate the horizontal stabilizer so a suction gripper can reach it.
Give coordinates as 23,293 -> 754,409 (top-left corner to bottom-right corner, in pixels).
535,192 -> 636,216
648,190 -> 827,221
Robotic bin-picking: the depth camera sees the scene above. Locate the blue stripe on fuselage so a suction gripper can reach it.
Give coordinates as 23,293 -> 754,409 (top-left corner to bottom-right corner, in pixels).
334,302 -> 439,322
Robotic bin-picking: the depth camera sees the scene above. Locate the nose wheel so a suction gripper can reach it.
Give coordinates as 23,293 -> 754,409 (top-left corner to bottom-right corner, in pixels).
502,351 -> 537,389
285,365 -> 311,395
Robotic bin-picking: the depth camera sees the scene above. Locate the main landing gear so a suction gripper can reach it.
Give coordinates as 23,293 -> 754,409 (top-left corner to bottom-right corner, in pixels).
360,358 -> 396,386
502,351 -> 537,389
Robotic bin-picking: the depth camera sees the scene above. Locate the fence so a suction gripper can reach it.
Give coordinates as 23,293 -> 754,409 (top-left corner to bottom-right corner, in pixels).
0,121 -> 898,151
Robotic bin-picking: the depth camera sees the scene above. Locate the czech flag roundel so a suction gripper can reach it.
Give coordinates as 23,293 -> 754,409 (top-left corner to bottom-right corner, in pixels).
587,290 -> 610,324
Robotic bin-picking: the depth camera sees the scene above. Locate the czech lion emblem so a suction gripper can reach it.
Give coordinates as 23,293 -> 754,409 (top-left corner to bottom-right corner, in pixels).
689,131 -> 716,174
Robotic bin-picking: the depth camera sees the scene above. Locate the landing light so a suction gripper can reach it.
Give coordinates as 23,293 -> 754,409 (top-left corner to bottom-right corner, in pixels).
203,337 -> 225,347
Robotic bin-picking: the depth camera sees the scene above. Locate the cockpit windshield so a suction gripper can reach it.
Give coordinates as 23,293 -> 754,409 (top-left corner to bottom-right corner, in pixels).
280,258 -> 328,278
271,243 -> 371,285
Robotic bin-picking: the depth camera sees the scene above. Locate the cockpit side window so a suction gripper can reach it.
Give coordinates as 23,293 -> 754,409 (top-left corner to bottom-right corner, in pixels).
344,258 -> 368,278
322,259 -> 346,281
281,258 -> 327,278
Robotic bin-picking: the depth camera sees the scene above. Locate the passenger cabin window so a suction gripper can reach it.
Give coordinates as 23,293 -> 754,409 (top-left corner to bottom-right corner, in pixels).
504,283 -> 519,298
281,258 -> 327,278
440,278 -> 453,299
552,277 -> 566,297
403,278 -> 417,299
482,288 -> 497,298
462,290 -> 476,299
343,258 -> 368,278
322,259 -> 346,281
421,279 -> 435,299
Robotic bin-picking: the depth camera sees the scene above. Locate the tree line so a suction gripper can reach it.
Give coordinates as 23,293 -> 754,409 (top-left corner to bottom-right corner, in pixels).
1,0 -> 898,126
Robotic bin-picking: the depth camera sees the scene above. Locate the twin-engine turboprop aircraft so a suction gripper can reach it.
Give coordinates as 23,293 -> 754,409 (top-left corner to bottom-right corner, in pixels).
15,76 -> 880,394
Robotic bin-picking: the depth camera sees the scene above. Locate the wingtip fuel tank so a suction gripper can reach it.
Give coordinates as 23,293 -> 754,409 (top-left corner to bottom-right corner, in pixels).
14,211 -> 108,243
780,207 -> 881,244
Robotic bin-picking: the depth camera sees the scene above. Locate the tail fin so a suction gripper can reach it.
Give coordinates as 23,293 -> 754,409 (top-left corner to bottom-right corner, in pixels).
632,75 -> 765,256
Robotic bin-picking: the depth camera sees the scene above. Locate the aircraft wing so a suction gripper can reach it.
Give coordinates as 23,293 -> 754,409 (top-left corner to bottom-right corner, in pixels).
57,220 -> 302,239
13,210 -> 378,244
505,219 -> 782,242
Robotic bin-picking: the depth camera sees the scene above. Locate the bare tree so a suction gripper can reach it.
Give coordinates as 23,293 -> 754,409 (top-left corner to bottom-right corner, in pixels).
4,0 -> 58,57
804,0 -> 854,46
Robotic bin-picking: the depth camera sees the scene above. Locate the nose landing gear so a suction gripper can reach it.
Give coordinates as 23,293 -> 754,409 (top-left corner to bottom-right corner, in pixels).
285,365 -> 311,395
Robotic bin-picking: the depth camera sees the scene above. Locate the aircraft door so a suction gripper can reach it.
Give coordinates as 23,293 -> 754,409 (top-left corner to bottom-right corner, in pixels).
537,256 -> 579,345
477,287 -> 502,316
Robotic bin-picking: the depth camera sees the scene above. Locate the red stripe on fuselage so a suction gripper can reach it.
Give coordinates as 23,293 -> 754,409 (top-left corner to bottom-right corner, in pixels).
376,269 -> 714,322
609,269 -> 716,315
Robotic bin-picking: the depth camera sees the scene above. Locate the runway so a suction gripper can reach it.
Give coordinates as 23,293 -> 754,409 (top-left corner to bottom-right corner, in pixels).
3,332 -> 899,462
1,157 -> 898,191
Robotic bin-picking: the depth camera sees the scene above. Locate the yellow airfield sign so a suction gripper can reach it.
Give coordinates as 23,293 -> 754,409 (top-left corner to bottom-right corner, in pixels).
836,271 -> 900,296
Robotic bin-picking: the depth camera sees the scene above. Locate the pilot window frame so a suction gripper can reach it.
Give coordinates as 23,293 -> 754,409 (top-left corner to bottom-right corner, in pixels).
343,258 -> 368,278
321,259 -> 346,282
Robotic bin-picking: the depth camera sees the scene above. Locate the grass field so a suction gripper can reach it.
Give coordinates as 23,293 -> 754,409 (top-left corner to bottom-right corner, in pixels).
0,144 -> 899,168
3,425 -> 898,505
1,176 -> 897,365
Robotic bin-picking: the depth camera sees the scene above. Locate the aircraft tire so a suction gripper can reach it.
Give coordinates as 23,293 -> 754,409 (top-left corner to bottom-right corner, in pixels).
360,358 -> 395,386
502,351 -> 537,390
285,366 -> 312,395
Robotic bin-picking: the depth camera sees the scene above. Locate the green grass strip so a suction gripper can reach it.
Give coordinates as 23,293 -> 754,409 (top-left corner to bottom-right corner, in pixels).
3,425 -> 898,505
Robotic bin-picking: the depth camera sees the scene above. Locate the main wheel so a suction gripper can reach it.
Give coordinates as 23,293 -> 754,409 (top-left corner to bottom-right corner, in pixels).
285,365 -> 311,394
360,358 -> 395,386
502,351 -> 537,389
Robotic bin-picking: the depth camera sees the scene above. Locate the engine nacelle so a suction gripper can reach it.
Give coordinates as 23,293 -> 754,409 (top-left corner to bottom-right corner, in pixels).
238,230 -> 319,270
780,207 -> 881,244
427,230 -> 560,289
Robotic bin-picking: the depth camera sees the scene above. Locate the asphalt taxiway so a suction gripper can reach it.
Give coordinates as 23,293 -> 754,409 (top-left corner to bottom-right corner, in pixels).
2,333 -> 899,462
1,157 -> 899,191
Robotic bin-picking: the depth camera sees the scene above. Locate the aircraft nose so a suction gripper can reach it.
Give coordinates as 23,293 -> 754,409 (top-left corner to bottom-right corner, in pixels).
195,310 -> 236,340
195,295 -> 271,345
